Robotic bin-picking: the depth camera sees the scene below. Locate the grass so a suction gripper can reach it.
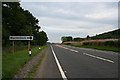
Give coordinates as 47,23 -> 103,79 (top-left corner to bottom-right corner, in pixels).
26,55 -> 43,78
2,45 -> 47,79
68,44 -> 119,53
26,46 -> 47,78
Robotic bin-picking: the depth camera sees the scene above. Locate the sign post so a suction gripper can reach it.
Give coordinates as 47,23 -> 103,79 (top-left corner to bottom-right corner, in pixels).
9,36 -> 33,56
12,40 -> 14,53
28,40 -> 30,50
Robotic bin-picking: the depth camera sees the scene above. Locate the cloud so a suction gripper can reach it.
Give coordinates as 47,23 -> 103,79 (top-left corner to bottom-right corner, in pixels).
20,2 -> 118,43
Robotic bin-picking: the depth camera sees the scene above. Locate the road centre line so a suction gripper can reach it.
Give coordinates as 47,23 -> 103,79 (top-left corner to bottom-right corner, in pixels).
55,45 -> 78,53
56,45 -> 115,63
50,45 -> 68,80
69,49 -> 78,53
83,53 -> 114,63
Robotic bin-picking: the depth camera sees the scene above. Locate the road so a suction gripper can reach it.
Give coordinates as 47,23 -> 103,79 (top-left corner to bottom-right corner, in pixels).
35,44 -> 119,80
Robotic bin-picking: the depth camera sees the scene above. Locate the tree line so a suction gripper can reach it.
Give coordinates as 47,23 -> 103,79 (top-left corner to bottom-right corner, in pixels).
61,36 -> 84,43
2,2 -> 48,47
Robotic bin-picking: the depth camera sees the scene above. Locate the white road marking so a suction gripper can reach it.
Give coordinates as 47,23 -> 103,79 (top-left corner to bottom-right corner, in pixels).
55,45 -> 78,53
63,47 -> 69,50
50,45 -> 68,80
83,53 -> 114,63
69,49 -> 78,53
56,45 -> 115,63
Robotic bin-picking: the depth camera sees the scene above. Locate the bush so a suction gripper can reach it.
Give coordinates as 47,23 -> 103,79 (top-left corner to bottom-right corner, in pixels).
103,41 -> 118,47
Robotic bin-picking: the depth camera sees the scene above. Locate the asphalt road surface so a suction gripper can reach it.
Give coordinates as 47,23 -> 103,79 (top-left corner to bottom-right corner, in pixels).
36,44 -> 119,80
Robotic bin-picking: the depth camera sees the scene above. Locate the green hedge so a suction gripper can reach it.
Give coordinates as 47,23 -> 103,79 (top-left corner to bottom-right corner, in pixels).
83,41 -> 118,47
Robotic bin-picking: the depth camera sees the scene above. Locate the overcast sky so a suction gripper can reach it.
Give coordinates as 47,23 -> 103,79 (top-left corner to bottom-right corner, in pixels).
20,2 -> 118,43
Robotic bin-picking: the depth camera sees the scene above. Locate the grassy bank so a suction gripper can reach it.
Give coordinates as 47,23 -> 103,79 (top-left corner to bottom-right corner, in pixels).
68,44 -> 119,53
2,45 -> 47,79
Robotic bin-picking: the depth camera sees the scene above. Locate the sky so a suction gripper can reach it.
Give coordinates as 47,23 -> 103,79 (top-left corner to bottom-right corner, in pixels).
20,0 -> 119,2
20,2 -> 118,43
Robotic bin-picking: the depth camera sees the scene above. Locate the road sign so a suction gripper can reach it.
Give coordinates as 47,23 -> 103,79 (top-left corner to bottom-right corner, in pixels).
9,36 -> 33,40
9,36 -> 33,54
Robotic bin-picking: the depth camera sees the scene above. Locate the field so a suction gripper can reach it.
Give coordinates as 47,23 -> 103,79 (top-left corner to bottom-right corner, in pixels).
64,39 -> 119,53
69,44 -> 119,52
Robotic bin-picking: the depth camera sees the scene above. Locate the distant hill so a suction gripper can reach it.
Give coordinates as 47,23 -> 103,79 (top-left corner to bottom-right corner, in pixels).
91,29 -> 120,39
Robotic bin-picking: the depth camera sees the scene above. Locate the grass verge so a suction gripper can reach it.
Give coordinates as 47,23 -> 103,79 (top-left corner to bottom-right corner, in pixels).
68,44 -> 119,53
2,45 -> 47,79
26,46 -> 47,78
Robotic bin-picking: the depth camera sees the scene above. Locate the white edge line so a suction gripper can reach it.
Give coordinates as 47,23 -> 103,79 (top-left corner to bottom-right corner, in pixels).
50,45 -> 68,80
83,53 -> 114,63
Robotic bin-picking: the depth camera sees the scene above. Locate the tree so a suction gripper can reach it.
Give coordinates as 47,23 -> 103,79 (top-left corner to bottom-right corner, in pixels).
61,36 -> 73,42
86,35 -> 90,39
61,37 -> 67,42
73,37 -> 84,42
2,2 -> 48,46
35,31 -> 48,46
